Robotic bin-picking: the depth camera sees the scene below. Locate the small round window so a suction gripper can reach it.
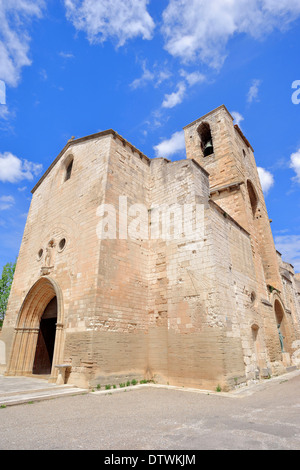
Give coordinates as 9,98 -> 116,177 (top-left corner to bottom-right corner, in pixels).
58,238 -> 66,252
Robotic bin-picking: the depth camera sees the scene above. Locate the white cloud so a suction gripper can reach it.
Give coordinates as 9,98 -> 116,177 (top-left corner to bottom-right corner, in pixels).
146,108 -> 169,130
154,130 -> 186,159
0,195 -> 15,211
161,0 -> 300,68
0,105 -> 11,120
64,0 -> 155,47
257,167 -> 274,194
290,149 -> 300,184
59,51 -> 75,59
39,68 -> 48,81
231,111 -> 244,128
156,70 -> 172,87
160,70 -> 206,109
0,79 -> 6,104
0,1 -> 45,87
0,152 -> 43,183
130,62 -> 154,89
161,69 -> 206,109
247,79 -> 262,103
130,61 -> 172,90
275,234 -> 300,272
162,82 -> 186,109
180,70 -> 206,86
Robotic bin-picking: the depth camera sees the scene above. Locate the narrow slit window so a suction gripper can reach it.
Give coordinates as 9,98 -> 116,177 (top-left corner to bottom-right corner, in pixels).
247,180 -> 258,216
65,160 -> 73,181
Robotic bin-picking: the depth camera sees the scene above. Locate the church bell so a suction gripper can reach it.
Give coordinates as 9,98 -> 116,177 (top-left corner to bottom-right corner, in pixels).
203,139 -> 214,157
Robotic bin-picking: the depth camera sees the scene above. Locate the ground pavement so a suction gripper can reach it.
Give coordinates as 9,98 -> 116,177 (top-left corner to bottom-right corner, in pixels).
0,370 -> 300,450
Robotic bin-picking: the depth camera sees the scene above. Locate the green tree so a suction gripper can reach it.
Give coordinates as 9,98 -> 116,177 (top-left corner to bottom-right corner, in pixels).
0,262 -> 16,328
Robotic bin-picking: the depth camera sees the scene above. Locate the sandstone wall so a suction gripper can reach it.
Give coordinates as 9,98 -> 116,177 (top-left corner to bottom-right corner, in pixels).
65,135 -> 152,386
2,106 -> 299,390
184,105 -> 282,292
2,134 -> 111,370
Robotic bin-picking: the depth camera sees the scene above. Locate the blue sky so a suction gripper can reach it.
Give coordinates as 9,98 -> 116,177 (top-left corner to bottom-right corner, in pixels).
0,0 -> 300,272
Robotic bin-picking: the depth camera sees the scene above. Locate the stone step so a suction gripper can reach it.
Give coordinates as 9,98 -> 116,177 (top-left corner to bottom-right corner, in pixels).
0,384 -> 78,398
0,387 -> 88,407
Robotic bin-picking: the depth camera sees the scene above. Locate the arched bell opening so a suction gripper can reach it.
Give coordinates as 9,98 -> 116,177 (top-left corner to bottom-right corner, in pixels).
197,122 -> 214,157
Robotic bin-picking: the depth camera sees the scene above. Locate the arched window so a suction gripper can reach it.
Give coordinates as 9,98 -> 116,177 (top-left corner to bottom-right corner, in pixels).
197,122 -> 214,157
247,180 -> 258,216
61,154 -> 74,184
65,159 -> 73,182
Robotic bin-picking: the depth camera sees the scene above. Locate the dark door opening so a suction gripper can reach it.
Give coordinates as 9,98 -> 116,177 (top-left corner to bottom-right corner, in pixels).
33,297 -> 57,375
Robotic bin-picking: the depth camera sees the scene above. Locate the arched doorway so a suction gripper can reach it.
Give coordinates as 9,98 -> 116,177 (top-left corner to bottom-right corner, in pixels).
33,297 -> 57,375
7,277 -> 64,379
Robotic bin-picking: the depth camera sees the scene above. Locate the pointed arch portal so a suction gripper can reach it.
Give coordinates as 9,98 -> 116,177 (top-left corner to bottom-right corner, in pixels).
7,277 -> 64,379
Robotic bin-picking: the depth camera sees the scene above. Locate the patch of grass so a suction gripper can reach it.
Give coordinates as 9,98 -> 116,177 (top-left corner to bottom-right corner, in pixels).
105,384 -> 111,390
131,379 -> 137,386
0,404 -> 6,409
216,384 -> 222,392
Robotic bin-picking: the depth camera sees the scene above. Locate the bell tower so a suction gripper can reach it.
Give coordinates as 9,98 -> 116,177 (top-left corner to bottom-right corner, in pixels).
184,105 -> 282,292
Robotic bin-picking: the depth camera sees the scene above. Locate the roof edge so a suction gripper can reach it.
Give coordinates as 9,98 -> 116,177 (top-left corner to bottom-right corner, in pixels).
234,125 -> 254,152
31,129 -> 150,194
183,105 -> 233,130
209,199 -> 250,237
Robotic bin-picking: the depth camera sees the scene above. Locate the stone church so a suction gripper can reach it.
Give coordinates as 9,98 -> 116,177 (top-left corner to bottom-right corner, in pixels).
1,105 -> 300,391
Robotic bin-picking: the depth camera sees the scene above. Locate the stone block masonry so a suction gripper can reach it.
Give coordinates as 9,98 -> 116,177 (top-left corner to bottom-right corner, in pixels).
1,106 -> 299,391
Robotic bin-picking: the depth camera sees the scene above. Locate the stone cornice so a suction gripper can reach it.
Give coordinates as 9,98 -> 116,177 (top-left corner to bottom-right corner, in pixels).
210,181 -> 244,197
